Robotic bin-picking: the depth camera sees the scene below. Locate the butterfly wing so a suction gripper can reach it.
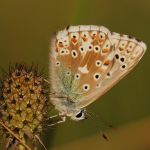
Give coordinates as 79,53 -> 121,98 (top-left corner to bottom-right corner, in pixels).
49,25 -> 146,111
77,31 -> 146,108
50,25 -> 114,99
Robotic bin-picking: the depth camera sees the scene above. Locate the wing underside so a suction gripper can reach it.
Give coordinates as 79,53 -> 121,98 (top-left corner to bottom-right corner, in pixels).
49,25 -> 146,109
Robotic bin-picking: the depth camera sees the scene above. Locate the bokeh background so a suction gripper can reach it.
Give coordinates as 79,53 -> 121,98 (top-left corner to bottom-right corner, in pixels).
0,0 -> 150,150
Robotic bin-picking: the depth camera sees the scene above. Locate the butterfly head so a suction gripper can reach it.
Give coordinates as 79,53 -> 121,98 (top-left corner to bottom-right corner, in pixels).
61,98 -> 87,121
50,95 -> 87,121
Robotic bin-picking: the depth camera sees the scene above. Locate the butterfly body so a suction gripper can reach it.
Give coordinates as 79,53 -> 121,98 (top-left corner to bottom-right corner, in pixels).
49,25 -> 146,121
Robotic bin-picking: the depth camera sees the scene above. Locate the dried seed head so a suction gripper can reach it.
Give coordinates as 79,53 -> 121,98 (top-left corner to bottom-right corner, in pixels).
0,64 -> 51,149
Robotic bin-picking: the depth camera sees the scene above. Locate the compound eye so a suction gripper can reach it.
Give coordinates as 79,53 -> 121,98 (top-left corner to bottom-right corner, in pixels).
71,109 -> 87,121
76,111 -> 83,118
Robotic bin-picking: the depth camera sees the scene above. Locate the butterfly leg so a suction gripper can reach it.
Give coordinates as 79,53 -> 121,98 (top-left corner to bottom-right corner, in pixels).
34,135 -> 47,150
46,114 -> 59,119
48,116 -> 66,127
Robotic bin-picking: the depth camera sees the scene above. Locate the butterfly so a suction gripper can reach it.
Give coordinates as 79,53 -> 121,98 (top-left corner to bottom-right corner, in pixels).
49,25 -> 146,124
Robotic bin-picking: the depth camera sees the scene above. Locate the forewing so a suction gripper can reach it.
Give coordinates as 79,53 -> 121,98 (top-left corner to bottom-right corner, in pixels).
49,25 -> 114,102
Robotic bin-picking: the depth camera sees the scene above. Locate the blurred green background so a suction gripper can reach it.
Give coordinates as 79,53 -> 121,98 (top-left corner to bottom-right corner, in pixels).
0,0 -> 150,150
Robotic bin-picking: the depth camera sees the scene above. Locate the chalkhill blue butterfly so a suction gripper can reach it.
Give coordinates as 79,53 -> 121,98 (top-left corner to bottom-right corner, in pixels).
49,25 -> 146,125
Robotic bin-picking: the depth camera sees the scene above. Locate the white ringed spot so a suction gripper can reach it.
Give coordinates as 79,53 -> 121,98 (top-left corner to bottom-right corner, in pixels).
91,31 -> 98,37
65,49 -> 70,55
75,73 -> 80,80
106,72 -> 112,78
59,48 -> 66,55
120,63 -> 127,70
93,73 -> 101,81
88,44 -> 93,51
66,71 -> 71,76
94,45 -> 101,53
56,61 -> 60,66
71,50 -> 78,58
99,32 -> 106,40
79,46 -> 86,53
95,60 -> 102,67
82,84 -> 90,91
81,31 -> 89,39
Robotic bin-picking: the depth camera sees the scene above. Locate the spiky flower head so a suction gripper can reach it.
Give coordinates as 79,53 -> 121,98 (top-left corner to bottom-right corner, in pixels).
0,64 -> 51,149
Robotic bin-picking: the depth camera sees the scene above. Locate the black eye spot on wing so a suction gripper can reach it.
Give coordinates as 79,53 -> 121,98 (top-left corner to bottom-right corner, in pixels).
120,57 -> 125,62
89,46 -> 92,49
122,65 -> 126,69
115,54 -> 119,59
107,72 -> 110,76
